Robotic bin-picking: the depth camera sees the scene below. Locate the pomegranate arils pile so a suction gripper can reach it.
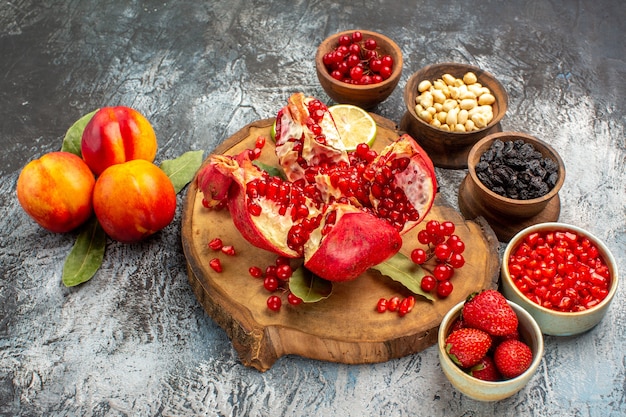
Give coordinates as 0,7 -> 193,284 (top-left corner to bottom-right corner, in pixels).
507,229 -> 611,312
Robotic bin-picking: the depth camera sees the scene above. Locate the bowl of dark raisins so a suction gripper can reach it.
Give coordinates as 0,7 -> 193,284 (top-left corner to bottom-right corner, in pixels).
400,62 -> 508,169
316,29 -> 403,110
459,132 -> 566,242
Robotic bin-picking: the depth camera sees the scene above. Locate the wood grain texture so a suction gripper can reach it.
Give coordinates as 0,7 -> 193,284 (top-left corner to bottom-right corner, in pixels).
182,117 -> 500,371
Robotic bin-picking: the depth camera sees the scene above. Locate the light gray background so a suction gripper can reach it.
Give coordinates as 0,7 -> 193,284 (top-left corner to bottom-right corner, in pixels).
1,1 -> 624,416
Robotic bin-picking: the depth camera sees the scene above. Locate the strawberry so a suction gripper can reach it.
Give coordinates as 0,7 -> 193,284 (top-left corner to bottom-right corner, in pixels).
445,327 -> 492,368
493,339 -> 533,379
469,355 -> 501,381
462,289 -> 518,337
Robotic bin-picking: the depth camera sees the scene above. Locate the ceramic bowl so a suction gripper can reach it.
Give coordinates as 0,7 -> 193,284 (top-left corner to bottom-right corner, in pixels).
501,222 -> 619,336
438,299 -> 544,402
458,131 -> 566,242
401,62 -> 508,169
315,29 -> 403,109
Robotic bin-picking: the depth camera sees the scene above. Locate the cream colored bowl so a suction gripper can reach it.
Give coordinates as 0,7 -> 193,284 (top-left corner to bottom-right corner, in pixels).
501,222 -> 619,336
438,300 -> 544,402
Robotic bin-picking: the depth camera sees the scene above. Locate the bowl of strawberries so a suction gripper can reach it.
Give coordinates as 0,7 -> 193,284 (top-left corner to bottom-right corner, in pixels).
437,289 -> 544,401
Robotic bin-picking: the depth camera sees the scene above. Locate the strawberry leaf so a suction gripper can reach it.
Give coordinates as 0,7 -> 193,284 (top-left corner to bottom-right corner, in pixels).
61,109 -> 98,157
371,252 -> 435,301
288,267 -> 333,303
160,150 -> 204,194
62,217 -> 106,287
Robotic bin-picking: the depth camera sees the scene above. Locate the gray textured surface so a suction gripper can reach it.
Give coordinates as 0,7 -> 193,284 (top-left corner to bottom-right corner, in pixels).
1,1 -> 625,416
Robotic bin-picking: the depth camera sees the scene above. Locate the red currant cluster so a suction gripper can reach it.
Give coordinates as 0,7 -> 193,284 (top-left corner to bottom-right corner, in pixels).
249,256 -> 303,312
376,295 -> 415,317
411,220 -> 466,298
322,31 -> 394,85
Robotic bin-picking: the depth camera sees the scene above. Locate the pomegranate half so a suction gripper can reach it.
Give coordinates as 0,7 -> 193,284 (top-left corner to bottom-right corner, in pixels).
197,93 -> 437,281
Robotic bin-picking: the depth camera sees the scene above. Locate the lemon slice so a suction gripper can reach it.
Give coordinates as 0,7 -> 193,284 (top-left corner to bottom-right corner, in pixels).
329,104 -> 377,150
270,119 -> 277,141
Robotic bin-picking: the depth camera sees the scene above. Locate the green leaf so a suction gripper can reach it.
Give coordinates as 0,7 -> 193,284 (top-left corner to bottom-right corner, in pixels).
62,217 -> 106,287
288,267 -> 333,303
160,150 -> 204,194
61,109 -> 98,156
371,252 -> 435,301
252,160 -> 286,179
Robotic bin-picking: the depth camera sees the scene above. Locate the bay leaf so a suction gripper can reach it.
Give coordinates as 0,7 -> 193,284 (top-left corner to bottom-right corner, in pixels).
62,217 -> 106,287
372,252 -> 435,301
61,109 -> 98,156
160,150 -> 204,194
252,160 -> 286,179
288,267 -> 333,303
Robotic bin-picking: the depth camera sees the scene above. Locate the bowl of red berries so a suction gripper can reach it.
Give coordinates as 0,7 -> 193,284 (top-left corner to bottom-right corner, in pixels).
316,29 -> 403,109
438,290 -> 544,402
400,62 -> 508,169
501,222 -> 619,336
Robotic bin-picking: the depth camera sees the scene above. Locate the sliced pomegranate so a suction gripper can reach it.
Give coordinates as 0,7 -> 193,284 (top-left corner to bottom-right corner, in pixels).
197,93 -> 437,282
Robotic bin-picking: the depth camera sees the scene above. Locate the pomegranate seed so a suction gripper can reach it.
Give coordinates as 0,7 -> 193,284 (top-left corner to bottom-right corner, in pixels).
387,296 -> 400,312
398,296 -> 415,317
209,258 -> 222,273
208,238 -> 223,251
221,245 -> 235,256
376,298 -> 388,313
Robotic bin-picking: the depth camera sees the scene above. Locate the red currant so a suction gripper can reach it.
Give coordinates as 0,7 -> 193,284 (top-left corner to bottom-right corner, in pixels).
267,295 -> 282,311
276,264 -> 293,280
248,266 -> 263,278
287,292 -> 303,306
263,276 -> 279,292
441,221 -> 455,236
351,31 -> 363,42
449,253 -> 465,268
417,230 -> 431,244
436,280 -> 453,298
411,248 -> 428,264
420,275 -> 437,292
364,38 -> 377,50
433,263 -> 454,281
434,243 -> 452,261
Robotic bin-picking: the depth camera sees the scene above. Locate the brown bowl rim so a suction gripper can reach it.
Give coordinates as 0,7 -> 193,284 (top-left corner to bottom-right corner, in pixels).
467,131 -> 566,205
501,222 -> 619,317
403,62 -> 508,136
315,29 -> 403,92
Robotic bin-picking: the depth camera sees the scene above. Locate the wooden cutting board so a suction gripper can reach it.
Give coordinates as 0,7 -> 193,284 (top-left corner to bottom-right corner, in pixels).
181,115 -> 500,372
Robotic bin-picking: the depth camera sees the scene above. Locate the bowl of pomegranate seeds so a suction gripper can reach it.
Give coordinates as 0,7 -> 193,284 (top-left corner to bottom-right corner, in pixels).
316,29 -> 403,109
438,291 -> 544,402
400,62 -> 508,169
501,222 -> 619,336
